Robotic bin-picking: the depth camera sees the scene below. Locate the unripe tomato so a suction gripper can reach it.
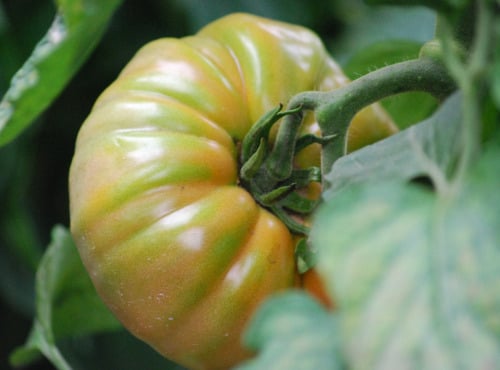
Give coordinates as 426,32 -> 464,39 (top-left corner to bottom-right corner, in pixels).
69,13 -> 396,370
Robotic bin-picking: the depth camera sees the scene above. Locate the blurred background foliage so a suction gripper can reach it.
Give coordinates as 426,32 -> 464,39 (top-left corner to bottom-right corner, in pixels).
0,0 -> 435,368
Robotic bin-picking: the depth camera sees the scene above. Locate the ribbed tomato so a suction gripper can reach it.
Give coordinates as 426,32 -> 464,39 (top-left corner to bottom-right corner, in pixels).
69,13 -> 396,370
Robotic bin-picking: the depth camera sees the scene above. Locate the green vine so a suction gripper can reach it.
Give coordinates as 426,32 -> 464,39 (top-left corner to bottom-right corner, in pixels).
279,57 -> 456,175
239,0 -> 497,234
438,0 -> 497,192
239,57 -> 455,234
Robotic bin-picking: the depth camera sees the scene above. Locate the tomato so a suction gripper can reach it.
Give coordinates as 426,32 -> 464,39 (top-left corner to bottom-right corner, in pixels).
69,13 -> 396,370
301,268 -> 335,309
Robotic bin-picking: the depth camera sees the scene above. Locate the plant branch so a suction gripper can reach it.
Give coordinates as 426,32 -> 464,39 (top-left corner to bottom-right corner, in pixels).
276,57 -> 455,174
241,54 -> 456,234
440,0 -> 496,192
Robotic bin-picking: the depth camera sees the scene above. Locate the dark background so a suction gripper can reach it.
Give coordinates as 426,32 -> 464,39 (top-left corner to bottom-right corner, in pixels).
0,1 -> 435,368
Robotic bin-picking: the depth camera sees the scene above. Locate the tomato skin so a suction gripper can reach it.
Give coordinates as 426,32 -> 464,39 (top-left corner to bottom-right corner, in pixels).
301,268 -> 335,309
69,13 -> 396,370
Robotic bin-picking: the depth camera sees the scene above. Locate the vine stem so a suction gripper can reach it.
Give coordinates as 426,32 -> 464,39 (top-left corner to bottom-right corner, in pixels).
439,0 -> 496,192
268,57 -> 455,177
241,0 -> 495,236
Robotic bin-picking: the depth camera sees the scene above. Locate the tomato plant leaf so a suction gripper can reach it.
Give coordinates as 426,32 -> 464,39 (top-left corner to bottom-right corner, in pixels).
311,140 -> 500,370
343,39 -> 423,79
0,0 -> 123,146
235,292 -> 342,370
323,92 -> 462,200
332,5 -> 435,64
9,225 -> 121,369
380,91 -> 438,130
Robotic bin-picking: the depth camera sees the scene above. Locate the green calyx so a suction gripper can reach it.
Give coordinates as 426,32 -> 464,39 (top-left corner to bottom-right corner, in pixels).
239,105 -> 324,235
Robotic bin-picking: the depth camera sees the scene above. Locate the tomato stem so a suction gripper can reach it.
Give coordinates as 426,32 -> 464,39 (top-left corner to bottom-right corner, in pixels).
241,56 -> 456,235
273,57 -> 455,175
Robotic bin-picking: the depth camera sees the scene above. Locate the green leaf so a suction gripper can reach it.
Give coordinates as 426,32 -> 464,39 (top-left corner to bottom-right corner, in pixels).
10,225 -> 121,369
343,39 -> 422,79
0,0 -> 123,146
331,5 -> 436,64
381,92 -> 438,129
311,141 -> 500,370
323,92 -> 462,200
235,292 -> 342,370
